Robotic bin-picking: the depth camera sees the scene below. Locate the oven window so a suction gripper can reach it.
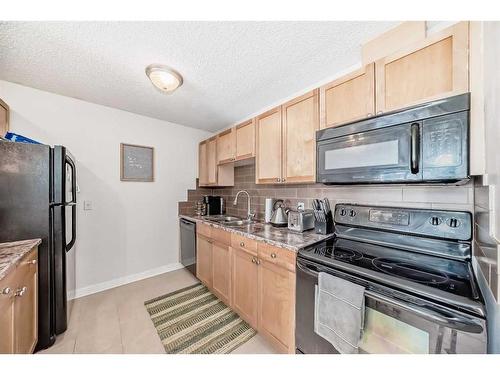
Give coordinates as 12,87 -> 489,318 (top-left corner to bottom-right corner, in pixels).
359,307 -> 430,354
324,140 -> 400,170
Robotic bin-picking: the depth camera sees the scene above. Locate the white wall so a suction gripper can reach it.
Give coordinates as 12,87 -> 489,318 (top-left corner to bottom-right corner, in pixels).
0,80 -> 212,297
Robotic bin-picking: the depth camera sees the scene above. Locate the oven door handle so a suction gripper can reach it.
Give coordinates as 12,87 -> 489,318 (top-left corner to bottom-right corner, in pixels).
296,260 -> 484,334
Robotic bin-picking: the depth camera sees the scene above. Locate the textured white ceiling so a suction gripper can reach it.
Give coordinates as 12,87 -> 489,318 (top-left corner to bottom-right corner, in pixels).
0,21 -> 398,131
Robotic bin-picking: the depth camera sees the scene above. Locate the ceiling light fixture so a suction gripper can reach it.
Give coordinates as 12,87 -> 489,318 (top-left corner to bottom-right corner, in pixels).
145,64 -> 183,94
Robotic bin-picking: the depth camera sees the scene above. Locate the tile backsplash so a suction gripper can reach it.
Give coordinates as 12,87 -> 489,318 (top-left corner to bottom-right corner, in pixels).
180,164 -> 474,219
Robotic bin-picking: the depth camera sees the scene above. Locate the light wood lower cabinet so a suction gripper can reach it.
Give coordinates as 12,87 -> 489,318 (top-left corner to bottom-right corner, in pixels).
196,235 -> 213,288
211,241 -> 232,306
196,226 -> 296,353
258,258 -> 295,353
0,247 -> 38,354
231,247 -> 259,329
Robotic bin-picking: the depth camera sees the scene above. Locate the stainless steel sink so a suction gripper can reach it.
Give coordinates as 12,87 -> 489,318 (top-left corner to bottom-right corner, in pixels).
205,215 -> 243,223
223,220 -> 255,227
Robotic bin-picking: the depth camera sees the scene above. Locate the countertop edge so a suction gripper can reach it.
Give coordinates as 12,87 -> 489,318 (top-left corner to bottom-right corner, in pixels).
179,214 -> 333,252
0,239 -> 42,282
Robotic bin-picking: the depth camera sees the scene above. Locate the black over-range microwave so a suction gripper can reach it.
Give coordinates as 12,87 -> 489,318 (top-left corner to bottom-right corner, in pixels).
316,93 -> 470,185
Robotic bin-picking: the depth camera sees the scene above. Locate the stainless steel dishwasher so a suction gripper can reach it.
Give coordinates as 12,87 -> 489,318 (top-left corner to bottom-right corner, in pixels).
180,218 -> 197,276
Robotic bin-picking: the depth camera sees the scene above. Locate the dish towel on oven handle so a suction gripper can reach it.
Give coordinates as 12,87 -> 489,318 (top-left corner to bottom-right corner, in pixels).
314,272 -> 366,354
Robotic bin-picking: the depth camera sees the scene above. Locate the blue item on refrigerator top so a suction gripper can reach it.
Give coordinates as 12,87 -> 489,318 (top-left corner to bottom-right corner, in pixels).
4,132 -> 43,144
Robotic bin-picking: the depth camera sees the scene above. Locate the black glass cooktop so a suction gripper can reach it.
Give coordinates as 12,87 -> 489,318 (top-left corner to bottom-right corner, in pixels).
299,237 -> 478,301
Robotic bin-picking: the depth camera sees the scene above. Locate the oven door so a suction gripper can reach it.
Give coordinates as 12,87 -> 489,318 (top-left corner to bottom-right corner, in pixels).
317,123 -> 422,184
296,258 -> 487,354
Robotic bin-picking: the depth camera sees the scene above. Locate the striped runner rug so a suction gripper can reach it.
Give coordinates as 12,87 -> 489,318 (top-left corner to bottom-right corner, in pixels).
144,283 -> 256,354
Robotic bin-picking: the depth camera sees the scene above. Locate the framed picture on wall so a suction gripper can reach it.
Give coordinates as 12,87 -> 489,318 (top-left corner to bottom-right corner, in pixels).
120,143 -> 154,182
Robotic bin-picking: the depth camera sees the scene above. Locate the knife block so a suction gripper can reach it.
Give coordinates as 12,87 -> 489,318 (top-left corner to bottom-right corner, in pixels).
314,211 -> 334,235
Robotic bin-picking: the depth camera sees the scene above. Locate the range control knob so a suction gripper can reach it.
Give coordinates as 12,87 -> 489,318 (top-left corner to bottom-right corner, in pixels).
349,209 -> 356,217
430,216 -> 441,226
448,218 -> 459,228
340,208 -> 347,216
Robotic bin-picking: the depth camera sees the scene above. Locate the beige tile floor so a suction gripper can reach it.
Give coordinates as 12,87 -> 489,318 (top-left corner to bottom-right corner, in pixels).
39,268 -> 278,354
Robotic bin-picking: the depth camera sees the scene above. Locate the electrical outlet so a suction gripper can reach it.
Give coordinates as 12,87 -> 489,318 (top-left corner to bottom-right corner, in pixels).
83,200 -> 93,210
297,202 -> 305,210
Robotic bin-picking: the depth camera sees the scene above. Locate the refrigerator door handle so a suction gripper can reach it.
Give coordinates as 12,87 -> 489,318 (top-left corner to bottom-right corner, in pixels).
65,155 -> 77,204
65,154 -> 77,251
66,204 -> 76,252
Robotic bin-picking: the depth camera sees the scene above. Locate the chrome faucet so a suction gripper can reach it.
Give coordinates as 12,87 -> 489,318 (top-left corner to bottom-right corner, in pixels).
233,190 -> 255,221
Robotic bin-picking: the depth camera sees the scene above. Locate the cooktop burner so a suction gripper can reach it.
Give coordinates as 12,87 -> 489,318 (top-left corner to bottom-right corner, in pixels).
315,246 -> 363,262
372,258 -> 450,285
299,237 -> 476,301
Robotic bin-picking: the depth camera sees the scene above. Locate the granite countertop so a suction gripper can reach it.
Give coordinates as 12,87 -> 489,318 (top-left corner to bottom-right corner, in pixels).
0,239 -> 41,282
180,214 -> 333,252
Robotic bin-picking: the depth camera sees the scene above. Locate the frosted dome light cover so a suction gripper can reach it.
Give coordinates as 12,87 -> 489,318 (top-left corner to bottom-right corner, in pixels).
145,64 -> 183,93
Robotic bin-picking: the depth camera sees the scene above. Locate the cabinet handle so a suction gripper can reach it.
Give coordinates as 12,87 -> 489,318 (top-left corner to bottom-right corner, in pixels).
251,257 -> 256,264
1,287 -> 12,295
270,253 -> 277,259
377,111 -> 383,115
26,259 -> 37,265
207,239 -> 213,244
240,242 -> 245,247
276,178 -> 280,182
15,286 -> 27,297
256,259 -> 261,265
366,113 -> 373,117
282,178 -> 286,183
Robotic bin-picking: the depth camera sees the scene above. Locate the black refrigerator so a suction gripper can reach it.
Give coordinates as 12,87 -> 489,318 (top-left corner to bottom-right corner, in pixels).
0,141 -> 77,351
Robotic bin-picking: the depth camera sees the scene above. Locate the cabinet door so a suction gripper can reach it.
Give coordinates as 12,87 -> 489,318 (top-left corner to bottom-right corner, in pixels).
235,119 -> 255,160
0,98 -> 9,138
255,107 -> 282,184
282,90 -> 319,183
320,64 -> 375,129
258,259 -> 295,353
0,272 -> 15,354
232,248 -> 259,329
196,235 -> 213,288
376,22 -> 469,113
198,141 -> 208,186
211,241 -> 231,305
217,129 -> 236,164
206,137 -> 218,185
14,250 -> 38,354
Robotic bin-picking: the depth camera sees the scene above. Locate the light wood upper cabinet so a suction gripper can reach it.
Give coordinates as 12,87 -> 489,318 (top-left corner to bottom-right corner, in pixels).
216,128 -> 236,164
235,119 -> 255,160
0,98 -> 9,138
258,258 -> 295,354
198,141 -> 208,186
375,22 -> 469,113
211,241 -> 231,306
196,235 -> 213,288
231,247 -> 259,329
206,137 -> 217,185
256,90 -> 319,185
255,107 -> 282,184
282,90 -> 319,183
0,247 -> 38,354
320,64 -> 375,129
199,137 -> 234,187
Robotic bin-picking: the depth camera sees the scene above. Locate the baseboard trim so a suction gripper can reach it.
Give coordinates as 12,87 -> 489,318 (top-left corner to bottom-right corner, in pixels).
71,262 -> 185,300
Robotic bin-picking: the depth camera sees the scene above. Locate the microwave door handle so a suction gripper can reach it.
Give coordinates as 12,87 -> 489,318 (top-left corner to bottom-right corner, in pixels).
410,123 -> 420,174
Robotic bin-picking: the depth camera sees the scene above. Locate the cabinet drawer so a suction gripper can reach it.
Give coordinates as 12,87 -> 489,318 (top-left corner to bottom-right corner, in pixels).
211,227 -> 231,245
231,233 -> 258,256
197,222 -> 212,237
258,243 -> 296,273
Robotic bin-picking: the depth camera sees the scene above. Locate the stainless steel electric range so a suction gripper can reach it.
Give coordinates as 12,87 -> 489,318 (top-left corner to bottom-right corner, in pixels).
296,204 -> 487,354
